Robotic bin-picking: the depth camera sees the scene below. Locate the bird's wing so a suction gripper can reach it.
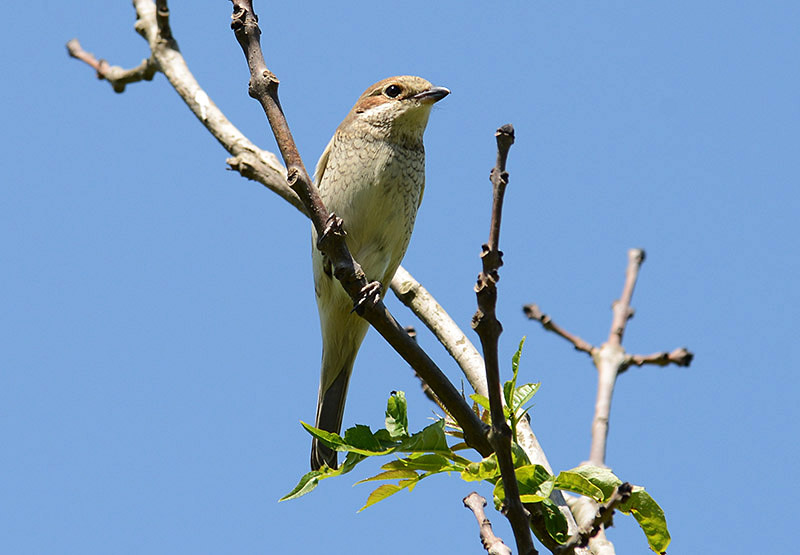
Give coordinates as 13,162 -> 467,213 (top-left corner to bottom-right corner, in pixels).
314,135 -> 335,186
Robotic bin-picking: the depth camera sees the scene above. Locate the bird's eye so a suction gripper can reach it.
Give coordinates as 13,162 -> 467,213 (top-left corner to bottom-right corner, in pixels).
384,84 -> 402,98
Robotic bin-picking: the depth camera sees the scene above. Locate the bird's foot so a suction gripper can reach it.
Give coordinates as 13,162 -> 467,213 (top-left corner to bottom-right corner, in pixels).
352,280 -> 382,314
316,213 -> 346,252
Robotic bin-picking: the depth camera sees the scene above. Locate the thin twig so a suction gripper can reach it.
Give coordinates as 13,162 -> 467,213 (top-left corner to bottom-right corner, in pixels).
67,1 -> 302,214
66,38 -> 156,93
607,249 -> 644,347
463,492 -> 513,555
229,0 -> 492,459
472,125 -> 536,555
393,269 -> 585,548
555,483 -> 633,554
522,304 -> 595,355
626,348 -> 693,370
154,0 -> 175,44
524,248 -> 693,553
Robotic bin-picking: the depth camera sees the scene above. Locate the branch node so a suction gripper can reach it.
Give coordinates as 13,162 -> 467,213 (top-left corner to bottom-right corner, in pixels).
463,492 -> 513,555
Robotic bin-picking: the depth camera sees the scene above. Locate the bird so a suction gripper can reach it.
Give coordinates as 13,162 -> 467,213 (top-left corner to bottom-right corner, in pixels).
310,76 -> 449,470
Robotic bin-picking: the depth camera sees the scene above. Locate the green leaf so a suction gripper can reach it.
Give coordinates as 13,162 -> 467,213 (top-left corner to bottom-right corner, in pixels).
301,422 -> 395,457
356,469 -> 419,485
566,465 -> 622,499
503,381 -> 514,413
565,466 -> 671,553
359,483 -> 406,512
338,451 -> 367,473
279,469 -> 325,501
385,391 -> 409,439
515,464 -> 554,503
554,470 -> 604,501
446,451 -> 478,467
461,454 -> 500,482
469,393 -> 491,412
620,487 -> 671,554
280,452 -> 365,501
508,336 -> 526,402
380,453 -> 460,475
493,464 -> 554,504
510,442 -> 531,468
397,420 -> 449,453
511,382 -> 540,417
300,421 -> 347,450
540,498 -> 569,544
511,336 -> 525,381
402,453 -> 458,472
343,424 -> 384,451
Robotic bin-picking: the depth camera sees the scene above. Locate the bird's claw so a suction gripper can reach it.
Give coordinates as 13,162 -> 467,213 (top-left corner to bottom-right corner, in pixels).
352,281 -> 382,314
316,213 -> 346,252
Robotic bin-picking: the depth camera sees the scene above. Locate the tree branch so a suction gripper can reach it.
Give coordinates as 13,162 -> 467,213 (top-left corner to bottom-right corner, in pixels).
607,249 -> 644,347
522,248 -> 694,466
66,38 -> 156,93
555,483 -> 632,554
68,2 -> 585,546
523,248 -> 693,553
229,0 -> 491,459
392,267 -> 489,397
395,266 -> 585,552
67,0 -> 303,215
471,125 -> 536,555
589,248 -> 644,466
463,492 -> 513,555
522,304 -> 595,355
625,347 -> 693,370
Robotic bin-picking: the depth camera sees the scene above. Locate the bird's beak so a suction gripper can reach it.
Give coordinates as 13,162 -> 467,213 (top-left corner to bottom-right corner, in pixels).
414,86 -> 450,103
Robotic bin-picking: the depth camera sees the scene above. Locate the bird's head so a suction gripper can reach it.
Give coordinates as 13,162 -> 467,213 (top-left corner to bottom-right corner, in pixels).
339,75 -> 449,144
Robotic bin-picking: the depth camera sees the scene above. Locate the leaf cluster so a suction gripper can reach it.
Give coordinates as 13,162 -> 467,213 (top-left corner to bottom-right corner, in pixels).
282,340 -> 669,553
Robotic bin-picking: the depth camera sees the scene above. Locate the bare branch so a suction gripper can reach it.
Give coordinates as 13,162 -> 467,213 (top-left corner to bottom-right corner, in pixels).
463,492 -> 513,555
66,38 -> 156,93
395,269 -> 585,551
472,125 -> 536,555
229,0 -> 492,459
67,1 -> 302,214
607,248 -> 645,347
626,347 -> 694,370
522,304 -> 595,355
524,247 -> 692,553
589,248 -> 645,466
392,266 -> 489,397
67,3 -> 585,545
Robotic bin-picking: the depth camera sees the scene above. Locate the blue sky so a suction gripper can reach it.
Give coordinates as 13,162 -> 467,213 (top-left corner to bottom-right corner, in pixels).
3,2 -> 799,553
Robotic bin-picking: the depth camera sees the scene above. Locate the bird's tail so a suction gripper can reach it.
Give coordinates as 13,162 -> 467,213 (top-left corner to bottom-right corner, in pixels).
309,255 -> 370,470
310,350 -> 357,471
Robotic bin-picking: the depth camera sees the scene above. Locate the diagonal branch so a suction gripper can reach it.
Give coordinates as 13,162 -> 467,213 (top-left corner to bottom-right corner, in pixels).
229,0 -> 491,459
522,304 -> 595,355
67,0 -> 303,215
392,267 -> 489,396
463,492 -> 513,555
